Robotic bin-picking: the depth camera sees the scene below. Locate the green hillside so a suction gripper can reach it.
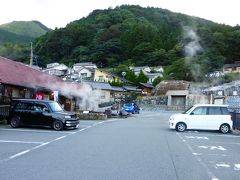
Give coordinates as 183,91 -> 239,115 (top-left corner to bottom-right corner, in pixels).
0,29 -> 33,43
0,21 -> 51,38
0,21 -> 51,63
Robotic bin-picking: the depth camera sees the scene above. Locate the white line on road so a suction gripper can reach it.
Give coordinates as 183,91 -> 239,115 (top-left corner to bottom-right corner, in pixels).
0,140 -> 43,144
195,133 -> 240,138
185,136 -> 209,140
0,128 -> 73,134
216,164 -> 230,168
212,142 -> 240,145
198,146 -> 226,151
177,132 -> 218,180
0,119 -> 121,165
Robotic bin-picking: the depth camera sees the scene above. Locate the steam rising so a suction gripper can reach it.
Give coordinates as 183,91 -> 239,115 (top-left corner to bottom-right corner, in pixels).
37,75 -> 98,111
183,27 -> 203,81
184,28 -> 202,57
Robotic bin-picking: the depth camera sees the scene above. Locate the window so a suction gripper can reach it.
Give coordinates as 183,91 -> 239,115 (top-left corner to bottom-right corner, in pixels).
99,76 -> 104,81
221,107 -> 229,115
191,107 -> 207,115
208,107 -> 222,115
15,102 -> 33,110
100,92 -> 106,99
80,73 -> 87,77
49,102 -> 63,112
34,104 -> 48,112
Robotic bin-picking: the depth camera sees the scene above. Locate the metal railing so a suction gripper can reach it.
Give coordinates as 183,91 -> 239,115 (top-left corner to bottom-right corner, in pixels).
229,110 -> 240,130
0,105 -> 10,120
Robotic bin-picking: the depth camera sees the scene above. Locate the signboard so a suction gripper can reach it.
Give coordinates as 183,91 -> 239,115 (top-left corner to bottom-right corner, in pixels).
53,91 -> 58,102
35,93 -> 44,100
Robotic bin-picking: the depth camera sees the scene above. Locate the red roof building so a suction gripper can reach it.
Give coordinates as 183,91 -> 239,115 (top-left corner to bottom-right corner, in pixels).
0,56 -> 91,111
0,56 -> 63,89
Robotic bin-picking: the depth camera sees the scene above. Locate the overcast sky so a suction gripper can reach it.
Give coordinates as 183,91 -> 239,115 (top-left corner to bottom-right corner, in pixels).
0,0 -> 239,29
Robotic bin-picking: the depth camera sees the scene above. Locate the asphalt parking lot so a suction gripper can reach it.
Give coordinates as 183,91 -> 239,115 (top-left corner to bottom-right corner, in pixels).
0,120 -> 111,164
0,112 -> 240,180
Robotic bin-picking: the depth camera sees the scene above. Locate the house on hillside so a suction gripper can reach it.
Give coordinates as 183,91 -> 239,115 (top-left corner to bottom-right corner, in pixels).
129,66 -> 164,84
71,67 -> 93,80
94,69 -> 129,84
146,73 -> 162,84
43,63 -> 68,77
139,83 -> 154,96
73,62 -> 97,71
130,66 -> 151,76
150,66 -> 164,74
223,61 -> 240,74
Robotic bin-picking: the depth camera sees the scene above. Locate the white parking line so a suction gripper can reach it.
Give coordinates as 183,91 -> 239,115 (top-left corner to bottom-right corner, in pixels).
0,140 -> 43,144
0,119 -> 120,164
0,128 -> 73,134
188,133 -> 240,138
177,132 -> 218,180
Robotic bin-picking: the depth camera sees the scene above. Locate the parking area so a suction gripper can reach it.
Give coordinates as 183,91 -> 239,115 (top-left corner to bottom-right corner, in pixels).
176,130 -> 240,179
0,120 -> 107,164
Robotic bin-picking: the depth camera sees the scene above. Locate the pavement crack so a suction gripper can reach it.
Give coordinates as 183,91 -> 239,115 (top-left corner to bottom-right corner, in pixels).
165,134 -> 180,180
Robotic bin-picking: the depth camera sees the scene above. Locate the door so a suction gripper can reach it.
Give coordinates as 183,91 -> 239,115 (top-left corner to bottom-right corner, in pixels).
33,103 -> 53,126
185,106 -> 208,129
207,107 -> 224,130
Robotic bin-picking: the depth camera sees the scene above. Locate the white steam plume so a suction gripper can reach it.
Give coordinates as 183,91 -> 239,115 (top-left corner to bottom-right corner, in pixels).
183,27 -> 203,81
36,75 -> 99,111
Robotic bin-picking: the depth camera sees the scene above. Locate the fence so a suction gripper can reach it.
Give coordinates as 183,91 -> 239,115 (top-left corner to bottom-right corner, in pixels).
230,110 -> 240,130
0,105 -> 10,120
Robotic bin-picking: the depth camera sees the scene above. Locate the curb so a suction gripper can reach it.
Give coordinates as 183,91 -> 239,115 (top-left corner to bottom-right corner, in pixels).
231,129 -> 240,135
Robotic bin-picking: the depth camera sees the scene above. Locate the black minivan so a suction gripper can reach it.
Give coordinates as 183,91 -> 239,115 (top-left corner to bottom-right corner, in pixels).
8,99 -> 79,131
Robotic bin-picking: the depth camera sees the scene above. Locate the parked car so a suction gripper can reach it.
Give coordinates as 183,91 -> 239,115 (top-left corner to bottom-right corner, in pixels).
123,103 -> 140,114
169,104 -> 232,133
7,99 -> 79,131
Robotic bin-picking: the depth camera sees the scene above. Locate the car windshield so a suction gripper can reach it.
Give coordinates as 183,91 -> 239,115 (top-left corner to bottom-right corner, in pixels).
182,106 -> 194,114
49,102 -> 63,112
124,103 -> 133,107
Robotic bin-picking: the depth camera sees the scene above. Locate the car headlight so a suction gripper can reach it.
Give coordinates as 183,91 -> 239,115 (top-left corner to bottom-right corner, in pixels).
65,115 -> 71,119
169,116 -> 175,121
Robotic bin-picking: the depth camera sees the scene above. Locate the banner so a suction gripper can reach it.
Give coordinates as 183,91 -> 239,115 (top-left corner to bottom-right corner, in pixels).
35,93 -> 44,100
53,91 -> 58,102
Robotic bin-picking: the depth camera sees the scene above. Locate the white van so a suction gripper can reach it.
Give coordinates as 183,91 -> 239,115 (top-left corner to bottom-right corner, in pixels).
169,104 -> 232,133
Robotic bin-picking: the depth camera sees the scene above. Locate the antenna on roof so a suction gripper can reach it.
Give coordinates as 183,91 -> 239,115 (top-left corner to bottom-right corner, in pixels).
30,42 -> 33,66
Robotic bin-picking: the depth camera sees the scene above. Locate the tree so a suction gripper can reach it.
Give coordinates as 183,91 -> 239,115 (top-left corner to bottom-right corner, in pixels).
126,70 -> 137,84
152,76 -> 163,86
137,70 -> 148,83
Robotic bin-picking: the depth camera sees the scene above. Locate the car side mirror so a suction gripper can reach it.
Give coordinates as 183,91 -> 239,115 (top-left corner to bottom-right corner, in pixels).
43,108 -> 49,113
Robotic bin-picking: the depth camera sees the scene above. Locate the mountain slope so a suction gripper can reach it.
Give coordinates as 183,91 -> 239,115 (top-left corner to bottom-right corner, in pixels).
24,6 -> 240,80
0,21 -> 51,63
0,29 -> 33,43
0,21 -> 51,44
0,21 -> 51,38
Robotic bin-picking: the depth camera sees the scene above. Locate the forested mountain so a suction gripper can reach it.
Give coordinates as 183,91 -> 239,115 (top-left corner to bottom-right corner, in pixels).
0,21 -> 51,41
33,5 -> 240,81
2,5 -> 239,81
0,21 -> 51,63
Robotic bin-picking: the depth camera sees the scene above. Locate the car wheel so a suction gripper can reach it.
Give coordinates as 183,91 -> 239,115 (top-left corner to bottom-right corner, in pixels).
176,122 -> 186,132
52,120 -> 63,131
219,124 -> 230,134
10,116 -> 21,128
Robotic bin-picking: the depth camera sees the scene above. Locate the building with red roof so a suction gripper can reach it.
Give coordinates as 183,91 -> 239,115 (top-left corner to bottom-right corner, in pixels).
0,56 -> 91,111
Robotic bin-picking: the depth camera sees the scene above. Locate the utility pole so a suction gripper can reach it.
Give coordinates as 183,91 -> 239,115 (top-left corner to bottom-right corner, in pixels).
29,42 -> 33,66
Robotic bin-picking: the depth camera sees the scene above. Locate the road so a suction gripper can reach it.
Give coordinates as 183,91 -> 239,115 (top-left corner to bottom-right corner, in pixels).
0,111 -> 240,180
